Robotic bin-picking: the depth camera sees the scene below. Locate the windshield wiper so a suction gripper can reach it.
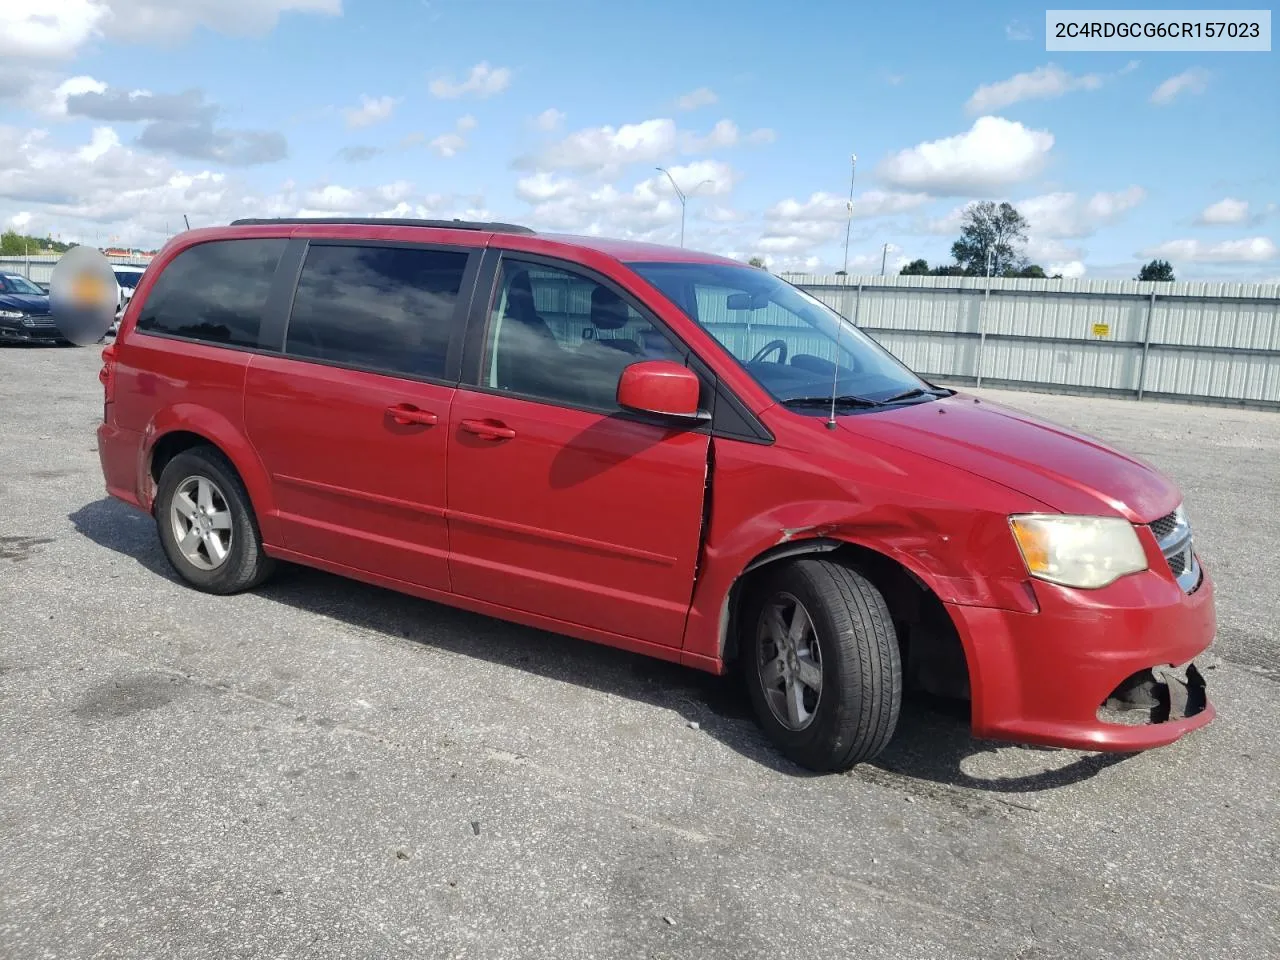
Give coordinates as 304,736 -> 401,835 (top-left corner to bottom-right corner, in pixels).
781,395 -> 884,409
878,387 -> 939,404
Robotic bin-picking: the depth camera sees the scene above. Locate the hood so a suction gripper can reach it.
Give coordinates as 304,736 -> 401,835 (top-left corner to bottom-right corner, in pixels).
0,293 -> 50,315
844,393 -> 1180,522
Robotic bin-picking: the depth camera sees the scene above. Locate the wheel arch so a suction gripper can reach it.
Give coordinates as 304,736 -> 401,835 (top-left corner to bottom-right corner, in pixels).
140,406 -> 280,544
719,535 -> 975,707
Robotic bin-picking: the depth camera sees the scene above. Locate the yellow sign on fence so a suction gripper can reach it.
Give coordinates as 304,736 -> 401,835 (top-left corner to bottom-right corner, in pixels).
1092,322 -> 1111,338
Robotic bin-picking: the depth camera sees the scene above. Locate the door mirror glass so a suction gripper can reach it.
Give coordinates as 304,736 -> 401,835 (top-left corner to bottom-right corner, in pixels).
616,361 -> 704,420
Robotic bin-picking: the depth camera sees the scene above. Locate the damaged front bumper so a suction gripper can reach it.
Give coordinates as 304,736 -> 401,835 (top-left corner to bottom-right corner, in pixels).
1101,662 -> 1209,725
945,564 -> 1217,752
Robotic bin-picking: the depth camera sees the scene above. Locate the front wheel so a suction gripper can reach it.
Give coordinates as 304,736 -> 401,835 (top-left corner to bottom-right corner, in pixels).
742,558 -> 902,772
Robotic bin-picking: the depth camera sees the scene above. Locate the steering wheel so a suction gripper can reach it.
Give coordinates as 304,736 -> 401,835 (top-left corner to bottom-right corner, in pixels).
750,339 -> 788,365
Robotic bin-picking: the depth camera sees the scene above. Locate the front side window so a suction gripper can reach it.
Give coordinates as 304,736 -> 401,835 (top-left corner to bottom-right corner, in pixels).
628,261 -> 932,406
285,244 -> 471,380
135,239 -> 286,348
480,259 -> 684,411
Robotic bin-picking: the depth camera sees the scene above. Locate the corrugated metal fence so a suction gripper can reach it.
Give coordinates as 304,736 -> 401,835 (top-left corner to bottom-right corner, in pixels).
0,254 -> 151,287
794,275 -> 1280,409
6,255 -> 1277,408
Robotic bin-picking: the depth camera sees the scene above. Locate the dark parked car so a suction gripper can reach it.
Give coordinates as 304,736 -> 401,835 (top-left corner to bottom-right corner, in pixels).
0,272 -> 64,343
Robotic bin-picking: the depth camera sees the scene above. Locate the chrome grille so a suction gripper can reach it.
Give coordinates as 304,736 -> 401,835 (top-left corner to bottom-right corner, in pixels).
22,315 -> 55,328
1148,508 -> 1199,592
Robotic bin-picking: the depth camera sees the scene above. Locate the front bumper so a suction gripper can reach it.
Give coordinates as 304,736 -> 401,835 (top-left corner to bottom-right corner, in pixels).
949,562 -> 1216,752
0,319 -> 67,343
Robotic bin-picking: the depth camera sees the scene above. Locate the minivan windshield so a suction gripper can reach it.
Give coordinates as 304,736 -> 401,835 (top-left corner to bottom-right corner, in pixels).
628,261 -> 933,406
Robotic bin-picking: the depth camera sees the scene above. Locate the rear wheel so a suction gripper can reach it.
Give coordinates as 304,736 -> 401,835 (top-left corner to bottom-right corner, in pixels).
742,558 -> 902,772
154,446 -> 275,594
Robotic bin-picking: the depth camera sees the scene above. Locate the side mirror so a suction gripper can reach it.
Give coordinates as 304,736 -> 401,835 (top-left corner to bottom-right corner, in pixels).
616,360 -> 705,421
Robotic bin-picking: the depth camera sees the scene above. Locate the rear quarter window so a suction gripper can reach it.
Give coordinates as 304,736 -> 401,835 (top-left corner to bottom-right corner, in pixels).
135,238 -> 287,348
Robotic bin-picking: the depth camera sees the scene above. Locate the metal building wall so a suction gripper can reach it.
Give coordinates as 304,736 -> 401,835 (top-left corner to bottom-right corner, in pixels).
795,275 -> 1280,408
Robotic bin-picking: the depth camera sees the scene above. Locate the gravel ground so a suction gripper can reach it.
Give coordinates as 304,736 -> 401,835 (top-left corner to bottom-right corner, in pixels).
2,343 -> 1277,960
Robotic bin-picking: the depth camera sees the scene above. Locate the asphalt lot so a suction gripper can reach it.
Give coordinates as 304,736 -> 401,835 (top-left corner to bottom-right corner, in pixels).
1,343 -> 1277,960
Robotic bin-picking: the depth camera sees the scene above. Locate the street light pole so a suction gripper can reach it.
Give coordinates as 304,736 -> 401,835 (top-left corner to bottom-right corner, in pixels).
842,153 -> 857,275
880,242 -> 889,276
656,168 -> 713,248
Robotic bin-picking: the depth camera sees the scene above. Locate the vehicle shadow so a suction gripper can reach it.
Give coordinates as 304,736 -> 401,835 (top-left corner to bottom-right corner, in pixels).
70,495 -> 1133,793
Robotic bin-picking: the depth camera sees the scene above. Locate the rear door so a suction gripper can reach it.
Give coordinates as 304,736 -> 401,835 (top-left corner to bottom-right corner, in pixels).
445,253 -> 711,647
244,238 -> 479,590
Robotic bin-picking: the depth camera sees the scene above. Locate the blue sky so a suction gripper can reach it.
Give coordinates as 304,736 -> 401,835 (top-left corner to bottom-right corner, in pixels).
0,0 -> 1276,280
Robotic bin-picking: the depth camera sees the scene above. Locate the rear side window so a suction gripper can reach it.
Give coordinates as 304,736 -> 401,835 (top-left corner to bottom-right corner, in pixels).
285,244 -> 470,380
135,239 -> 286,348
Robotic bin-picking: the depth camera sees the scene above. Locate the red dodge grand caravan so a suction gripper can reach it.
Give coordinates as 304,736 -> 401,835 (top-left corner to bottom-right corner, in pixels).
96,218 -> 1215,771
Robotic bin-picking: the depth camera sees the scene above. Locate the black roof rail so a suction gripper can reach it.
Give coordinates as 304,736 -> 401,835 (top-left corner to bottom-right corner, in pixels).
228,217 -> 535,235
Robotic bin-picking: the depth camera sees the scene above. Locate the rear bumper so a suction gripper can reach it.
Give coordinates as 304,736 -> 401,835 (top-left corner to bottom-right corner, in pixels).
97,421 -> 145,508
950,563 -> 1216,752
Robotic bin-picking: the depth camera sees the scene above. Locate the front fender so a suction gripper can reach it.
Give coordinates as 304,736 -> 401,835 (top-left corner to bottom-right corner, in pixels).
140,403 -> 281,545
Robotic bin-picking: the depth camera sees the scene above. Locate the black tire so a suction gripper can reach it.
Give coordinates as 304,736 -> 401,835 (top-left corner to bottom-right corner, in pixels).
741,558 -> 902,772
154,446 -> 276,594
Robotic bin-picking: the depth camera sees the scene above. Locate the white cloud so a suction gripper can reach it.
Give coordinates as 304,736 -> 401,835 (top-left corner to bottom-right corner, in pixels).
100,0 -> 341,44
535,118 -> 678,172
1026,237 -> 1084,263
1005,20 -> 1031,41
966,64 -> 1104,114
456,114 -> 477,132
676,87 -> 717,110
515,160 -> 738,241
428,61 -> 511,100
534,108 -> 564,132
0,0 -> 107,59
747,128 -> 777,145
0,120 -> 491,248
10,211 -> 33,230
1048,260 -> 1087,279
1151,68 -> 1209,105
1141,237 -> 1277,263
1196,197 -> 1250,225
428,133 -> 466,158
0,0 -> 340,61
1020,186 -> 1146,238
878,116 -> 1054,195
342,95 -> 396,129
682,119 -> 739,151
47,75 -> 108,115
757,191 -> 927,261
768,189 -> 930,222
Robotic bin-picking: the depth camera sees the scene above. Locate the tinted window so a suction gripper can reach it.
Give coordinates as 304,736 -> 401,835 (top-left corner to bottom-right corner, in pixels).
285,244 -> 470,380
2,274 -> 45,295
481,260 -> 684,411
136,239 -> 285,348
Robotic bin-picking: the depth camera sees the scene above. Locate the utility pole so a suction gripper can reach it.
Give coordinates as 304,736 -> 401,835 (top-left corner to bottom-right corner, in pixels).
656,168 -> 713,248
842,154 -> 857,276
880,242 -> 889,276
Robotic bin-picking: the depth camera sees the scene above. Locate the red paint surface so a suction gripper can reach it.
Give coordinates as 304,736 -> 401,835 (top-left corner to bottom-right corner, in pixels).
97,221 -> 1217,753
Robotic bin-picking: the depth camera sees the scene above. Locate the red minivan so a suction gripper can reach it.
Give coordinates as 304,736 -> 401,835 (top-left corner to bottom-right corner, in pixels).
96,218 -> 1215,771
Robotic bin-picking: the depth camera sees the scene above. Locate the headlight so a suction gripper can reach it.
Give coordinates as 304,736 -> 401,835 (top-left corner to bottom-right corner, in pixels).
0,310 -> 23,320
1009,514 -> 1148,589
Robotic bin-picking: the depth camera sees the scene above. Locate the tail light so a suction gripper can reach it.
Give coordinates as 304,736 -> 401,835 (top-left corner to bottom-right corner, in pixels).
99,343 -> 117,417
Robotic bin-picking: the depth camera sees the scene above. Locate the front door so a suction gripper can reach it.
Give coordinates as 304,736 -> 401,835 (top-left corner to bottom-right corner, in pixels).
446,257 -> 710,647
244,241 -> 476,591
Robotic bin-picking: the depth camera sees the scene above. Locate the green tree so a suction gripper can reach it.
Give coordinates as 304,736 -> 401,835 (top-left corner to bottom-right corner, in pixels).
1137,258 -> 1175,282
0,230 -> 27,256
747,256 -> 767,269
899,258 -> 931,276
951,201 -> 1030,276
1005,263 -> 1048,279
